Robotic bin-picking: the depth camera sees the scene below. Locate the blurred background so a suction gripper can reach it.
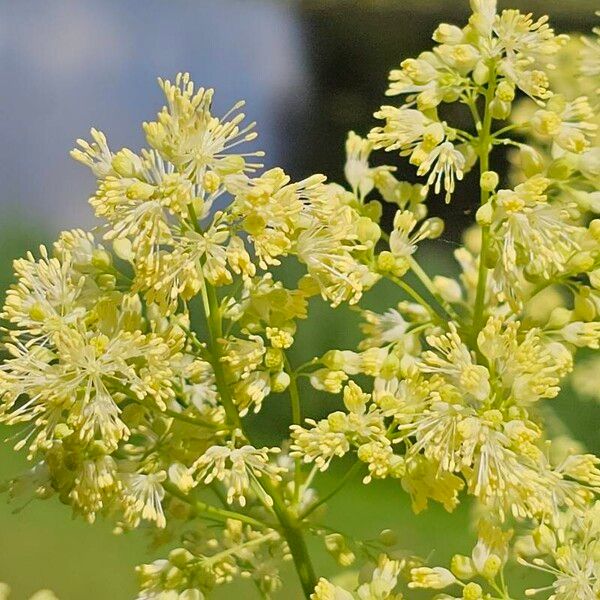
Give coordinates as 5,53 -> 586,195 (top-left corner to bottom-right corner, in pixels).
0,0 -> 598,598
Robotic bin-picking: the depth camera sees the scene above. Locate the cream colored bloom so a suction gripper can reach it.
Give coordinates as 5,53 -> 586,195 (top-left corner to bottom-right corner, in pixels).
191,443 -> 283,506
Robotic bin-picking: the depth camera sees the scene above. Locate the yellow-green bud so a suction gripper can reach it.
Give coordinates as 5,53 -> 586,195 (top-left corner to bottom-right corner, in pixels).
533,524 -> 557,554
520,146 -> 545,178
112,149 -> 140,178
380,353 -> 400,379
377,251 -> 396,273
54,423 -> 74,440
298,274 -> 321,296
126,181 -> 155,200
425,217 -> 445,239
322,350 -> 345,370
475,202 -> 494,226
169,547 -> 194,568
480,170 -> 499,192
271,371 -> 291,393
574,289 -> 596,321
588,219 -> 600,241
91,248 -> 112,270
264,347 -> 284,370
433,23 -> 464,44
489,98 -> 511,120
472,61 -> 490,85
482,554 -> 502,579
202,171 -> 221,194
243,213 -> 266,235
495,80 -> 515,103
356,216 -> 381,245
363,200 -> 382,222
433,275 -> 462,303
548,158 -> 575,181
450,554 -> 475,579
113,238 -> 133,262
463,582 -> 483,600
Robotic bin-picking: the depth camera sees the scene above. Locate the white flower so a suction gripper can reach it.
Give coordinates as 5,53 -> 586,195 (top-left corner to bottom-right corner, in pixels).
121,471 -> 167,528
191,443 -> 283,506
416,142 -> 465,204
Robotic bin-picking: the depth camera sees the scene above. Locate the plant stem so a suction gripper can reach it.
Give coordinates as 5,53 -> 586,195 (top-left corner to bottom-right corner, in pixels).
163,482 -> 270,530
300,460 -> 363,520
285,354 -> 304,506
407,256 -> 461,321
385,274 -> 446,323
260,478 -> 318,598
163,406 -> 225,430
204,283 -> 242,430
472,71 -> 497,339
198,279 -> 318,598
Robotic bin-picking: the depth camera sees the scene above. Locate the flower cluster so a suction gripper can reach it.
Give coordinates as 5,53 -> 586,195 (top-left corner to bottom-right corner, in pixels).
1,1 -> 599,599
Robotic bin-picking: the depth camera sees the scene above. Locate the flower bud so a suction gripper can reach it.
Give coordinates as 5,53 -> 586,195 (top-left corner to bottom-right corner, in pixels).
113,238 -> 133,262
425,217 -> 445,239
271,371 -> 290,393
463,582 -> 483,600
264,347 -> 284,370
298,274 -> 321,296
202,171 -> 221,193
433,23 -> 464,44
489,98 -> 511,120
475,202 -> 494,226
356,216 -> 381,246
479,170 -> 499,192
481,554 -> 501,580
574,289 -> 596,321
533,524 -> 556,554
168,463 -> 195,494
547,157 -> 575,180
472,61 -> 490,85
588,219 -> 600,241
433,276 -> 462,303
91,248 -> 112,270
363,200 -> 382,222
495,80 -> 515,103
126,181 -> 155,200
519,146 -> 545,178
377,251 -> 396,273
451,554 -> 475,579
409,566 -> 457,589
112,148 -> 140,178
568,252 -> 594,273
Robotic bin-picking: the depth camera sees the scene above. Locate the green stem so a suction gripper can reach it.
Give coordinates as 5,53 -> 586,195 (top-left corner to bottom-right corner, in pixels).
407,256 -> 461,322
163,407 -> 223,429
285,355 -> 304,505
204,283 -> 242,430
261,478 -> 318,598
199,281 -> 318,598
163,482 -> 270,530
183,202 -> 318,595
300,460 -> 363,520
472,71 -> 497,339
385,274 -> 445,323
